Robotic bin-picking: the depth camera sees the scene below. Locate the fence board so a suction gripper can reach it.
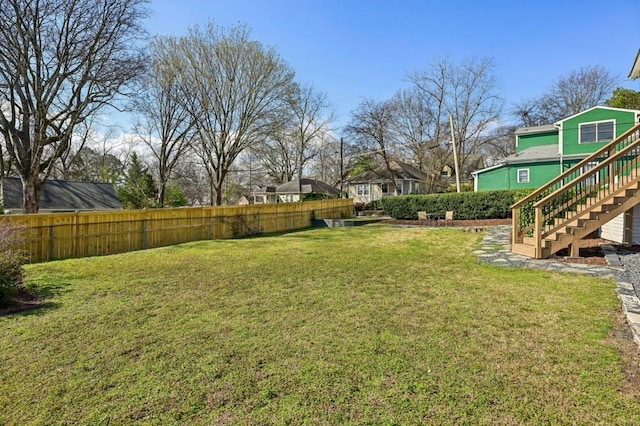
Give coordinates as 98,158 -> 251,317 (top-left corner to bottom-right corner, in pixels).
0,199 -> 354,262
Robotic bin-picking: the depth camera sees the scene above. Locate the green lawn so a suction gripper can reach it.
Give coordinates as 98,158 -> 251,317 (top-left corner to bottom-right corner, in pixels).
1,226 -> 639,424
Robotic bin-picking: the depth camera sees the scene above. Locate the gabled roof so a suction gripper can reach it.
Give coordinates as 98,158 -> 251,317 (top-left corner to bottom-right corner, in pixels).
499,145 -> 560,163
255,178 -> 339,196
347,160 -> 428,184
630,48 -> 640,79
473,145 -> 561,176
275,178 -> 339,195
2,177 -> 122,212
555,106 -> 640,124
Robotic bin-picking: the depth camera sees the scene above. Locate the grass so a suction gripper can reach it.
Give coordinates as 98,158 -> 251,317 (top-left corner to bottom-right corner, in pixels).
1,225 -> 639,424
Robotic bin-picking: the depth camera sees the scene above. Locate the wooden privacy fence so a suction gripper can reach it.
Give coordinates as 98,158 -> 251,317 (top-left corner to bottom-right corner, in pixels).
0,199 -> 354,262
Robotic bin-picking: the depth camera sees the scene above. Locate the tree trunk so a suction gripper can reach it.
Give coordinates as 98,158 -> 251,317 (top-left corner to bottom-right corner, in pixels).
22,174 -> 41,213
214,182 -> 223,206
158,183 -> 166,208
209,182 -> 215,206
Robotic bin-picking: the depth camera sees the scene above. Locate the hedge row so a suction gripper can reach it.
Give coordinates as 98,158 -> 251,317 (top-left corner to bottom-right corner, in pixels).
380,189 -> 534,220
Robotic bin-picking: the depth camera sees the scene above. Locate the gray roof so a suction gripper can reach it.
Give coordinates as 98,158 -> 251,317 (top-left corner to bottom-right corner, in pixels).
499,145 -> 560,164
256,178 -> 339,196
2,177 -> 122,212
515,124 -> 557,135
348,160 -> 429,184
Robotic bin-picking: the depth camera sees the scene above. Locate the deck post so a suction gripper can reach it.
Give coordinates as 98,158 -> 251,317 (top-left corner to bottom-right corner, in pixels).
512,207 -> 519,245
569,237 -> 580,258
624,208 -> 634,246
534,207 -> 542,259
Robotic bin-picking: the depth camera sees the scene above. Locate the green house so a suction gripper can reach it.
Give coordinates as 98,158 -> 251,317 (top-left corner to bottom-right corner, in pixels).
473,106 -> 640,192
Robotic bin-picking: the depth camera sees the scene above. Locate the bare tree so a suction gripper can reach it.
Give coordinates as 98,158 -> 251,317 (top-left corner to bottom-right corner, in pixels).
510,97 -> 550,127
172,152 -> 210,206
389,88 -> 440,171
408,57 -> 503,181
250,133 -> 297,183
169,22 -> 295,205
133,36 -> 193,207
0,0 -> 148,212
252,83 -> 335,185
481,125 -> 517,165
309,133 -> 342,185
512,66 -> 618,125
288,83 -> 336,179
346,98 -> 402,193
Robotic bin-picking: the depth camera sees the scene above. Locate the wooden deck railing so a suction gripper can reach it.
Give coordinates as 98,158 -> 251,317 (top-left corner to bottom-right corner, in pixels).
0,199 -> 354,262
512,123 -> 640,247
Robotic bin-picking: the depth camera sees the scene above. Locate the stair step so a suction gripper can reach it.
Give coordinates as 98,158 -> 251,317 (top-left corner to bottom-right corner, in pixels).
512,243 -> 537,258
512,138 -> 640,259
576,204 -> 604,213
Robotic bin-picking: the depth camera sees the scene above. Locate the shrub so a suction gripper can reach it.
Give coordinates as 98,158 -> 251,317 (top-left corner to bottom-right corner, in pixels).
0,223 -> 26,305
380,189 -> 535,220
165,184 -> 188,207
302,192 -> 333,202
444,182 -> 474,193
366,200 -> 383,211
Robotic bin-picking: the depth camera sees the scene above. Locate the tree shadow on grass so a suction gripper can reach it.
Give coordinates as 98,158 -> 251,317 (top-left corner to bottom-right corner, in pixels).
0,281 -> 68,317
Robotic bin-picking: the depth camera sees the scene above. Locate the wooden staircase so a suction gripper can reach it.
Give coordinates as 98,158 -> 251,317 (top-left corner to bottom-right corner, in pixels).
512,123 -> 640,259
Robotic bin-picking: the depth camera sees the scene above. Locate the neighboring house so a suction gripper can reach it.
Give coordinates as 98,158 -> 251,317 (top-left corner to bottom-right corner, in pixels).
630,48 -> 640,79
1,177 -> 122,213
237,195 -> 252,206
473,106 -> 640,192
253,178 -> 340,204
346,160 -> 429,204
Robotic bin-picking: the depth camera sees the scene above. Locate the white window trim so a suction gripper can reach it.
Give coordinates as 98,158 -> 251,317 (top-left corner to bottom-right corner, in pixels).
578,119 -> 615,144
517,168 -> 530,183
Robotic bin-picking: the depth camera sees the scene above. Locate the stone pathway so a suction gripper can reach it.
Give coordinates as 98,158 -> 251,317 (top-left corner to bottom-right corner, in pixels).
477,225 -> 640,346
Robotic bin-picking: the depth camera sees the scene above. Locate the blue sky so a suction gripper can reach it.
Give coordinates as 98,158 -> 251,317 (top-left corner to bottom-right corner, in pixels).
147,0 -> 640,131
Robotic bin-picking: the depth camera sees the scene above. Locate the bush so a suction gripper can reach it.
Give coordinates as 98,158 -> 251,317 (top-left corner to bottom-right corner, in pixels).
380,189 -> 535,220
0,223 -> 26,305
444,182 -> 474,193
353,200 -> 383,212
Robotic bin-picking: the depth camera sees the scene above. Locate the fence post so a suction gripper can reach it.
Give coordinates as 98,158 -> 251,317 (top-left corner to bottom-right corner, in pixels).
142,212 -> 149,249
49,225 -> 55,260
73,211 -> 79,257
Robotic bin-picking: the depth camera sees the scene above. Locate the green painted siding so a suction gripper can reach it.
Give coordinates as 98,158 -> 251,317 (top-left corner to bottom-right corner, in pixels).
476,167 -> 508,191
516,130 -> 558,152
476,107 -> 640,192
562,108 -> 638,156
476,161 -> 560,191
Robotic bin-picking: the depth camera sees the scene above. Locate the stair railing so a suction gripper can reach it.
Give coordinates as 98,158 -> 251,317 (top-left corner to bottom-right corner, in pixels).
512,123 -> 640,249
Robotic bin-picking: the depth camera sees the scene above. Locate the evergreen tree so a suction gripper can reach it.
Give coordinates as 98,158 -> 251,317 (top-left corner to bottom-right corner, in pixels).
117,153 -> 157,209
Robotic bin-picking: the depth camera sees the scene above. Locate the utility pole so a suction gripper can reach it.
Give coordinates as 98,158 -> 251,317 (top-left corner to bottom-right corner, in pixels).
450,114 -> 461,193
339,137 -> 344,198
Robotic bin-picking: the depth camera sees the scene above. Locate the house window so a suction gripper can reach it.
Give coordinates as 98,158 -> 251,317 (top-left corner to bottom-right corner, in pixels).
517,169 -> 529,183
579,120 -> 614,143
381,183 -> 389,193
356,184 -> 369,196
396,183 -> 403,194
